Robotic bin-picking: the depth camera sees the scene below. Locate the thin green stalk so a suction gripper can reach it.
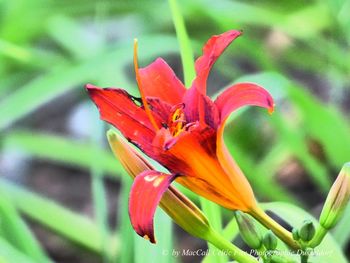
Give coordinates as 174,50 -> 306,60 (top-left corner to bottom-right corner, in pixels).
249,206 -> 300,250
300,253 -> 309,263
92,3 -> 112,262
201,201 -> 227,263
207,229 -> 258,263
91,120 -> 111,262
168,0 -> 196,86
308,226 -> 328,248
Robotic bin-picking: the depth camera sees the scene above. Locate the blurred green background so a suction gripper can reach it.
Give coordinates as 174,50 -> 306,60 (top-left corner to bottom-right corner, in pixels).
0,0 -> 350,262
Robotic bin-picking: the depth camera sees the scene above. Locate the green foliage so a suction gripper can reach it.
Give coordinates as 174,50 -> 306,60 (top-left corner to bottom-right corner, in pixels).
0,0 -> 349,262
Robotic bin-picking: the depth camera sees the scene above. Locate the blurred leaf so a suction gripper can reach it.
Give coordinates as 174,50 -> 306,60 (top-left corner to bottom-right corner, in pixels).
2,130 -> 122,177
332,203 -> 350,248
0,179 -> 119,254
0,196 -> 51,263
90,121 -> 111,261
0,237 -> 38,263
287,84 -> 350,168
116,175 -> 134,263
47,15 -> 105,60
134,210 -> 173,263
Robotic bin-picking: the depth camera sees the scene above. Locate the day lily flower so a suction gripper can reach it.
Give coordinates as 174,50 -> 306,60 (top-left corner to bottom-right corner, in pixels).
107,130 -> 211,242
86,30 -> 274,244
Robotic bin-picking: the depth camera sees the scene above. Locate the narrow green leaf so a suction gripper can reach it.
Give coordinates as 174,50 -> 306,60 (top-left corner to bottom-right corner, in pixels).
0,179 -> 119,255
287,85 -> 350,169
2,130 -> 122,177
91,120 -> 111,262
0,237 -> 39,263
116,175 -> 134,263
168,0 -> 195,86
0,196 -> 51,263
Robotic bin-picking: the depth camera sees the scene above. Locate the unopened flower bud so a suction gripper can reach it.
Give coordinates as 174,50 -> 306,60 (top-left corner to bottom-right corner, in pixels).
107,129 -> 211,239
298,220 -> 315,242
235,211 -> 262,249
319,163 -> 350,230
263,230 -> 278,250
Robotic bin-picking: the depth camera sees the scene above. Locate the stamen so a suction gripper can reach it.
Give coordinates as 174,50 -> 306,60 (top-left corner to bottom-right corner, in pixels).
133,39 -> 159,130
169,105 -> 186,137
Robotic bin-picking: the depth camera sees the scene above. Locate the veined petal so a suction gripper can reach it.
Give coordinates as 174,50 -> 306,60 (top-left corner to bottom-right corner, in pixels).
215,82 -> 274,123
214,82 -> 274,211
193,30 -> 242,94
86,84 -> 156,153
139,58 -> 186,105
147,97 -> 172,124
129,171 -> 177,243
182,86 -> 219,128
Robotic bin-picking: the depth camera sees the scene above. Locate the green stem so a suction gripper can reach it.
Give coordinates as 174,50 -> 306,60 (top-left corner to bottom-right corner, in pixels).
250,206 -> 300,250
300,253 -> 309,263
308,225 -> 328,248
168,0 -> 196,86
207,229 -> 258,263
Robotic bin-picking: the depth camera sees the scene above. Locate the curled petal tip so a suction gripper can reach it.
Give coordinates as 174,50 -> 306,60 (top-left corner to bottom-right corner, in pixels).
85,83 -> 97,90
129,171 -> 177,245
268,103 -> 275,115
143,234 -> 156,244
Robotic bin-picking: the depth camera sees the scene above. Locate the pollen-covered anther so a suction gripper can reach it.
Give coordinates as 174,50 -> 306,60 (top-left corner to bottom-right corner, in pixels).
168,104 -> 186,137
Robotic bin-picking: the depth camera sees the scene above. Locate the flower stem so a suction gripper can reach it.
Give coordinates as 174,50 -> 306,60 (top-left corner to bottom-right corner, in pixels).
249,206 -> 300,250
300,253 -> 309,263
308,225 -> 328,248
207,229 -> 258,263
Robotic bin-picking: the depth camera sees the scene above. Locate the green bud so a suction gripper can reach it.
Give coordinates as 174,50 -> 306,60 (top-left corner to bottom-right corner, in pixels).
263,230 -> 278,250
292,228 -> 300,241
299,220 -> 316,242
319,163 -> 350,229
235,211 -> 262,249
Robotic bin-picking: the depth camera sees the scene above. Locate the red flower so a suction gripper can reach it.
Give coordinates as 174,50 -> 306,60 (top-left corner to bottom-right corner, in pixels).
86,30 -> 274,243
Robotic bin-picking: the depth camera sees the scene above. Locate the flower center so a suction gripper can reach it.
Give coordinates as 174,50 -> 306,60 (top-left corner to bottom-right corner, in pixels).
169,104 -> 186,137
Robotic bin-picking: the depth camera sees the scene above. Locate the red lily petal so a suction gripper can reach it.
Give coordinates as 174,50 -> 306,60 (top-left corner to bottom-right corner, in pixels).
139,58 -> 186,105
193,30 -> 242,94
86,84 -> 156,153
182,87 -> 219,128
147,97 -> 172,124
129,170 -> 177,243
215,82 -> 274,123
